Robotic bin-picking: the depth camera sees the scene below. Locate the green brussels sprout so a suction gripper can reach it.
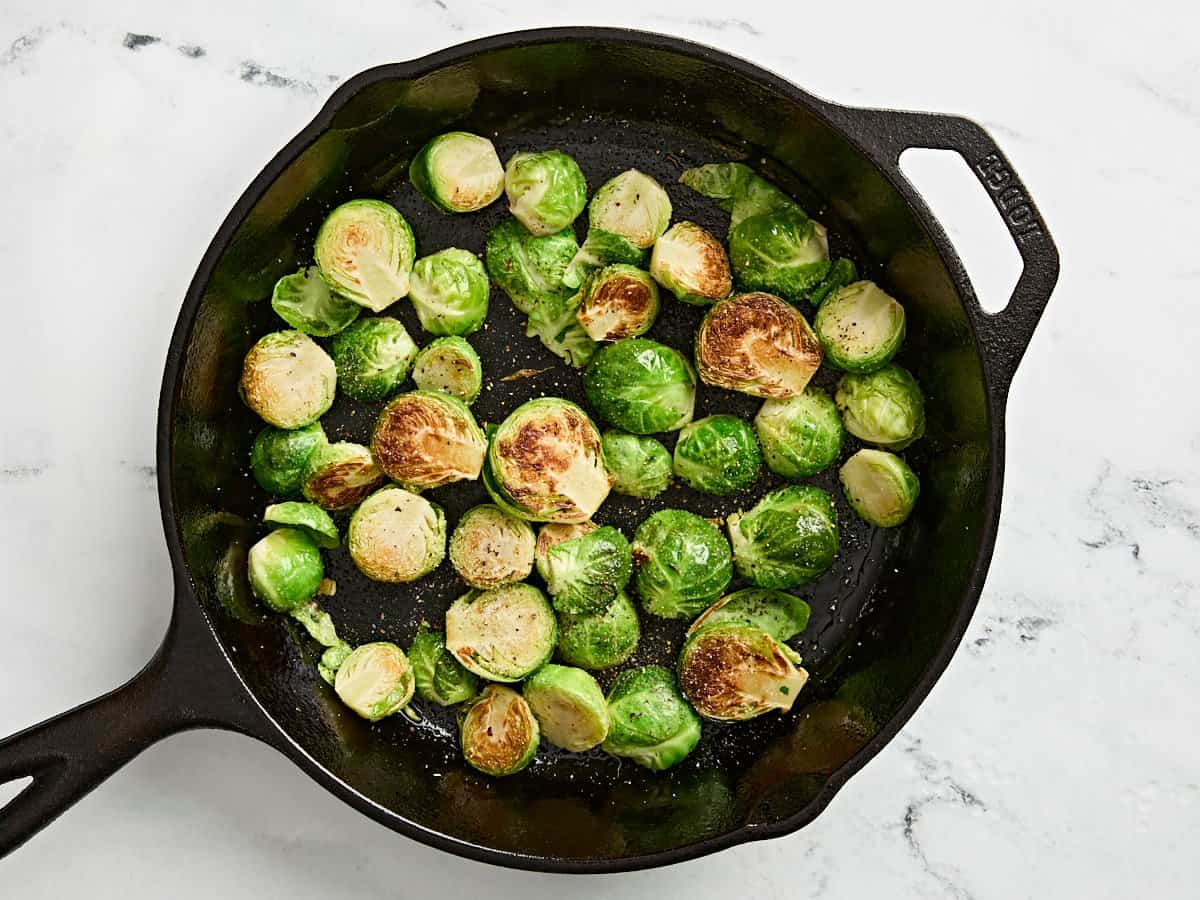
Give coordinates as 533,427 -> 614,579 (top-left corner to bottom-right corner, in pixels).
460,685 -> 540,776
270,266 -> 360,336
371,391 -> 486,490
488,398 -> 610,523
301,442 -> 384,510
814,281 -> 906,373
449,504 -> 536,589
409,621 -> 479,706
727,484 -> 839,589
808,257 -> 859,309
250,422 -> 327,495
556,589 -> 640,671
574,264 -> 660,342
601,431 -> 672,499
504,150 -> 587,235
601,665 -> 701,771
524,283 -> 597,368
314,199 -> 415,312
334,642 -> 415,721
649,221 -> 732,306
564,169 -> 673,288
445,583 -> 557,681
672,414 -> 763,496
411,336 -> 483,404
688,588 -> 812,642
484,219 -> 578,316
541,525 -> 632,614
839,448 -> 920,527
523,664 -> 611,751
583,338 -> 696,434
408,248 -> 489,336
754,386 -> 844,480
348,486 -> 446,582
329,316 -> 419,402
247,527 -> 324,612
678,623 -> 808,721
239,331 -> 336,428
534,521 -> 598,579
263,501 -> 339,549
290,600 -> 353,685
632,509 -> 732,619
695,293 -> 822,399
835,364 -> 926,450
409,131 -> 505,213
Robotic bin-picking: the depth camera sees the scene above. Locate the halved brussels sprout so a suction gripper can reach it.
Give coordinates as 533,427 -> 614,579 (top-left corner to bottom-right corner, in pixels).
524,664 -> 611,751
329,316 -> 419,402
541,525 -> 632,614
449,504 -> 536,590
314,199 -> 415,312
371,391 -> 486,491
411,336 -> 483,405
408,248 -> 490,336
672,414 -> 763,496
754,387 -> 844,480
488,398 -> 610,523
688,588 -> 812,642
839,448 -> 920,527
835,364 -> 926,450
601,431 -> 672,499
601,665 -> 701,771
564,170 -> 672,287
263,501 -> 339,549
695,293 -> 822,399
814,281 -> 906,373
632,509 -> 732,619
445,583 -> 557,681
727,484 -> 839,589
575,265 -> 660,342
556,589 -> 640,671
583,338 -> 696,434
409,621 -> 479,706
409,132 -> 505,213
649,221 -> 732,306
484,219 -> 579,316
334,642 -> 415,721
301,442 -> 384,510
460,685 -> 540,776
347,486 -> 446,582
504,150 -> 588,235
524,284 -> 597,368
678,623 -> 808,721
271,266 -> 360,336
247,527 -> 324,613
534,521 -> 598,579
251,422 -> 327,495
239,331 -> 336,428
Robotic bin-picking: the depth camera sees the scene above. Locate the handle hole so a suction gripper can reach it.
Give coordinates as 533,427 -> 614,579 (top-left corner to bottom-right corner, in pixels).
0,775 -> 35,810
899,148 -> 1022,314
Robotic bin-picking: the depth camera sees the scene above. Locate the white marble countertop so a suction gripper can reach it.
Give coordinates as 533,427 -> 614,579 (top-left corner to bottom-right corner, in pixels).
2,0 -> 1197,895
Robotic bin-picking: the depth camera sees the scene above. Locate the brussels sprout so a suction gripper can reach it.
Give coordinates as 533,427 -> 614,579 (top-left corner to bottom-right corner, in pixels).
754,386 -> 844,480
649,221 -> 732,306
408,248 -> 489,336
263,501 -> 339,549
314,199 -> 415,312
460,685 -> 540,776
525,285 -> 597,368
488,398 -> 610,523
835,364 -> 926,450
290,600 -> 352,685
239,331 -> 336,428
601,431 -> 672,499
574,265 -> 660,342
334,642 -> 415,721
271,266 -> 360,336
541,525 -> 632,614
449,504 -> 536,589
445,583 -> 557,681
556,589 -> 640,670
678,623 -> 808,721
564,170 -> 673,288
247,527 -> 324,612
632,509 -> 732,619
727,484 -> 839,589
329,316 -> 419,402
348,486 -> 446,582
411,336 -> 483,404
839,448 -> 920,527
409,132 -> 505,213
371,391 -> 486,491
484,219 -> 579,316
583,338 -> 696,434
301,442 -> 384,510
524,664 -> 611,751
814,281 -> 906,373
409,621 -> 479,706
808,257 -> 859,309
688,588 -> 811,642
601,665 -> 701,771
672,414 -> 763,496
696,293 -> 823,399
504,150 -> 588,235
534,521 -> 598,579
250,422 -> 327,495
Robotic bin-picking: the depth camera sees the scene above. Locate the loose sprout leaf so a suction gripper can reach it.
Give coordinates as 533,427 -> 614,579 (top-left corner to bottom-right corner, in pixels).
264,501 -> 339,548
271,267 -> 361,336
688,588 -> 812,642
525,288 -> 597,368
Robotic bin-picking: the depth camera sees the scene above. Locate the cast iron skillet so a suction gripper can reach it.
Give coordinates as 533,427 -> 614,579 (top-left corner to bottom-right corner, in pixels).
0,28 -> 1058,872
